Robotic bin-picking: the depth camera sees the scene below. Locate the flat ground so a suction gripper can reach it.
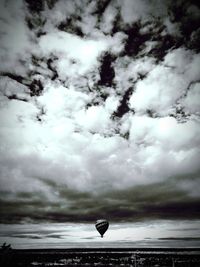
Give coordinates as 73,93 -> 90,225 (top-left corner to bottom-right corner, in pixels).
1,247 -> 200,266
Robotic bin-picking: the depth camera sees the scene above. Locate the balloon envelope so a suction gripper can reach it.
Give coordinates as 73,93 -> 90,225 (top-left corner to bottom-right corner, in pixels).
95,219 -> 109,238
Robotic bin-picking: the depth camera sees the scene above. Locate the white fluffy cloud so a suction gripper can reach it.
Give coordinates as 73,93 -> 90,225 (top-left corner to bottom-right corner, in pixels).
130,48 -> 200,114
0,0 -> 200,222
181,82 -> 200,114
38,31 -> 108,78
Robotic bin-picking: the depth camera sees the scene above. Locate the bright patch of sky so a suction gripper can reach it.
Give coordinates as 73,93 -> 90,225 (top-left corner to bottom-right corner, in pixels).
0,220 -> 200,248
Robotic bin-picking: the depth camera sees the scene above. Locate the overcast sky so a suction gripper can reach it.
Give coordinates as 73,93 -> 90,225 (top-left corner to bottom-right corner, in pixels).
0,0 -> 200,225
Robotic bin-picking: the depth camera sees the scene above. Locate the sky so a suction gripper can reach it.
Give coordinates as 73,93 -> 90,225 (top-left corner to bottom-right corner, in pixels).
1,220 -> 200,248
0,0 -> 200,245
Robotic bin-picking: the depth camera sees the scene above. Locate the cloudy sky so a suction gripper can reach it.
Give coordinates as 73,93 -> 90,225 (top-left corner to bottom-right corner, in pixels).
0,0 -> 200,236
1,220 -> 200,248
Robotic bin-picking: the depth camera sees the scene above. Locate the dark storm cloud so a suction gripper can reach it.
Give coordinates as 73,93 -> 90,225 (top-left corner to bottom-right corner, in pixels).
0,0 -> 200,224
1,172 -> 199,223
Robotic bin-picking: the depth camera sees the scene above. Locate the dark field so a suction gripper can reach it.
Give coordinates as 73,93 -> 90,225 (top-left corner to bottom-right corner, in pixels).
1,248 -> 200,267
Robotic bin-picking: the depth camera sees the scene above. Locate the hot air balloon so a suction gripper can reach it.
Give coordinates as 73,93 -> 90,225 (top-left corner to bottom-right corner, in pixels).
95,219 -> 109,238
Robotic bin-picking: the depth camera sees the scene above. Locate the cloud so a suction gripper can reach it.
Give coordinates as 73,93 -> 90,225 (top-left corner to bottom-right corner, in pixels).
0,0 -> 34,75
180,82 -> 200,114
118,0 -> 150,24
129,48 -> 200,114
0,0 -> 200,223
1,176 -> 200,223
117,0 -> 171,26
38,31 -> 108,78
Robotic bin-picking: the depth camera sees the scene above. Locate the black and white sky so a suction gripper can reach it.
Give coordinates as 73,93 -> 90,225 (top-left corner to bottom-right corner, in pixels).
0,0 -> 200,225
